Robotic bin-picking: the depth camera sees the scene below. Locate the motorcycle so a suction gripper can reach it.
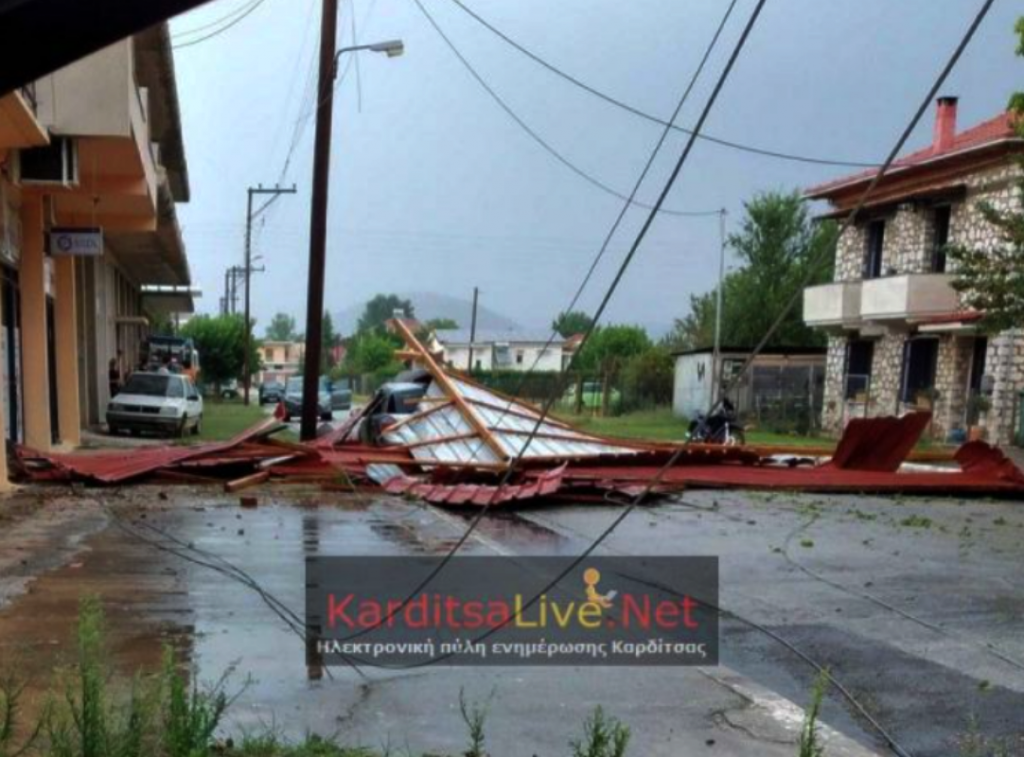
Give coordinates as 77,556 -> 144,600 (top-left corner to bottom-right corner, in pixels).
687,398 -> 746,446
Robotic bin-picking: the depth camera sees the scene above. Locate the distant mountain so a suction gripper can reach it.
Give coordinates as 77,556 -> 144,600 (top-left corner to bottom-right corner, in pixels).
334,291 -> 522,335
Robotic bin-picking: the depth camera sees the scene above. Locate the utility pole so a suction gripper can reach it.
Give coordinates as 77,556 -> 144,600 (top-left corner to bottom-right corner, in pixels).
223,269 -> 231,315
242,184 -> 296,406
467,286 -> 479,372
711,208 -> 727,409
300,0 -> 340,441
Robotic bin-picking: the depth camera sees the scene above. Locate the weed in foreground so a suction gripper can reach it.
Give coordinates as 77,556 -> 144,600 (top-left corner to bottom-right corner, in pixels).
798,669 -> 829,757
570,707 -> 630,757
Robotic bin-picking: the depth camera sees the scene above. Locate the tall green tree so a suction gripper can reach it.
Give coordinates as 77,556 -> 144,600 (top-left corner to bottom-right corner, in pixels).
552,310 -> 594,338
949,17 -> 1024,333
265,312 -> 297,341
357,294 -> 415,334
574,325 -> 652,373
180,314 -> 261,387
321,311 -> 341,370
663,190 -> 837,351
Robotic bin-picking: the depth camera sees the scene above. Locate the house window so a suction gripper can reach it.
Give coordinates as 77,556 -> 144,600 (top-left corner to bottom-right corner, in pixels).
968,336 -> 988,392
845,339 -> 873,400
932,205 -> 951,273
515,350 -> 524,365
900,338 -> 939,404
863,219 -> 885,279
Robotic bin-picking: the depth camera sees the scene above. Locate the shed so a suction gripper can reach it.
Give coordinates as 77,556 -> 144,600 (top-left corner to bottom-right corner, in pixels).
673,346 -> 827,422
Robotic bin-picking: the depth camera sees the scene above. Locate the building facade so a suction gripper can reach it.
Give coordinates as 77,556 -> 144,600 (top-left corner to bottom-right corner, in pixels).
803,98 -> 1023,443
257,340 -> 305,385
430,328 -> 566,372
0,23 -> 194,485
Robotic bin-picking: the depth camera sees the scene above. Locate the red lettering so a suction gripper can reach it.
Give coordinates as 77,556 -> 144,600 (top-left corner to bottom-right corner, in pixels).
327,594 -> 356,629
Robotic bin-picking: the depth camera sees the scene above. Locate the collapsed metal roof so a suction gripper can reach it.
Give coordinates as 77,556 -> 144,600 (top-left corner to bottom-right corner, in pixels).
383,320 -> 641,468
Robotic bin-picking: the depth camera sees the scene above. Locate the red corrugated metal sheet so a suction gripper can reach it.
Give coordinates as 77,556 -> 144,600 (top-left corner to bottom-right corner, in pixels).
827,412 -> 932,472
383,465 -> 567,506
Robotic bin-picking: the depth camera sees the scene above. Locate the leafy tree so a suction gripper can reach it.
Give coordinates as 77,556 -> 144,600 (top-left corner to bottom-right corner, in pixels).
265,312 -> 297,341
553,310 -> 594,338
621,345 -> 674,409
180,314 -> 261,388
342,331 -> 402,375
321,311 -> 341,369
663,190 -> 837,351
357,294 -> 415,334
574,325 -> 652,374
949,17 -> 1024,333
424,317 -> 459,331
149,310 -> 176,337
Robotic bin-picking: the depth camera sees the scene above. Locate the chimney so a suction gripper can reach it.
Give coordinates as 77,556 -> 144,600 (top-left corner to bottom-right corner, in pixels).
933,96 -> 958,152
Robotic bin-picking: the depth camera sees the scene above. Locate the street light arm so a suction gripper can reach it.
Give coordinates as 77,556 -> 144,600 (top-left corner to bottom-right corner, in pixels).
332,39 -> 404,77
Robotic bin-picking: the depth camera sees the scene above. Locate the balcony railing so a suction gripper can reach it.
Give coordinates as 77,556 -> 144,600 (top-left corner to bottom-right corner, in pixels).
803,281 -> 862,329
860,273 -> 959,321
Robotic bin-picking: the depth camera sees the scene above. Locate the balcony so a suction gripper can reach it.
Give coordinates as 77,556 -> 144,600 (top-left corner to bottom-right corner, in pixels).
860,273 -> 959,322
0,87 -> 48,149
803,281 -> 862,330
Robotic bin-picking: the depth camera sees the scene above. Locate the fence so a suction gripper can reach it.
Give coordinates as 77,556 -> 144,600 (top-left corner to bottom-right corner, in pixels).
739,363 -> 826,435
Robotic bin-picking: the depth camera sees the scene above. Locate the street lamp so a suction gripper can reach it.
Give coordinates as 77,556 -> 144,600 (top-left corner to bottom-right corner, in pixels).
299,7 -> 405,440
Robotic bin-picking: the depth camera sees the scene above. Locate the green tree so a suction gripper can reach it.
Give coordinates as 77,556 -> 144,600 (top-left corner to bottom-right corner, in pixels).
180,314 -> 261,388
574,325 -> 652,374
553,310 -> 594,338
949,17 -> 1024,333
265,312 -> 297,341
342,331 -> 402,375
664,190 -> 837,351
357,294 -> 415,334
424,317 -> 459,331
621,345 -> 674,409
321,310 -> 341,370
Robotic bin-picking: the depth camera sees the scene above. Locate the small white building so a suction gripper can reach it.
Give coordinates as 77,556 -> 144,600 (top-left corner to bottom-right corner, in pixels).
673,347 -> 826,421
430,329 -> 566,372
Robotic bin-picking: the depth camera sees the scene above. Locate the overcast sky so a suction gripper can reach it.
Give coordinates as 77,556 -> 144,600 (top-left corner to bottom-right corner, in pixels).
169,0 -> 1021,336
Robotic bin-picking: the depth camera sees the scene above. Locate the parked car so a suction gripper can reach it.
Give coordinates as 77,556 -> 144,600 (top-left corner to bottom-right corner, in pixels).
107,372 -> 203,438
359,377 -> 429,445
282,376 -> 332,422
562,380 -> 621,410
259,380 -> 284,405
327,377 -> 352,411
219,379 -> 240,399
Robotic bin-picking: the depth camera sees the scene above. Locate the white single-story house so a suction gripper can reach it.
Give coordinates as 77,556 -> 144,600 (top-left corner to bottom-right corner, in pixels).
430,329 -> 566,372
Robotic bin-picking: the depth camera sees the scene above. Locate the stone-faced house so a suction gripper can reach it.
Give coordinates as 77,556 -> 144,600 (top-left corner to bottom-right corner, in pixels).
803,98 -> 1023,444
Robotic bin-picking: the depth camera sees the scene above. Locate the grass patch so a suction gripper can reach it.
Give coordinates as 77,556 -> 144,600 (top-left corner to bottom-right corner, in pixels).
562,408 -> 832,446
193,400 -> 267,443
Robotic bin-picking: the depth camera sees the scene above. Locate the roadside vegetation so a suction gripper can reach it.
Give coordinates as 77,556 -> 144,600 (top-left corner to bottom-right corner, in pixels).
1,600 -> 633,757
192,399 -> 266,443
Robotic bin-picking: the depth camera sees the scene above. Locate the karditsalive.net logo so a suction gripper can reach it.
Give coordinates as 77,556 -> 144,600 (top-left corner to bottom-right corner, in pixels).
306,556 -> 718,667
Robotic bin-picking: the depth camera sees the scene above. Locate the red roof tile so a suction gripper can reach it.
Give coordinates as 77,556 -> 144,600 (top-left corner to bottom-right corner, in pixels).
808,111 -> 1020,197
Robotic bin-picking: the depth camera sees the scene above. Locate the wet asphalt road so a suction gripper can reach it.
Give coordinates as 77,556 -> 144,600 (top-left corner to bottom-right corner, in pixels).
1,487 -> 1023,755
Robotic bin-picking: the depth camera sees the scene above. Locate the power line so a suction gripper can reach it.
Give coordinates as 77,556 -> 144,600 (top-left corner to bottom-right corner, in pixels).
720,0 -> 997,401
414,0 -> 723,218
172,0 -> 271,50
335,0 -> 748,652
443,0 -> 882,170
172,0 -> 264,39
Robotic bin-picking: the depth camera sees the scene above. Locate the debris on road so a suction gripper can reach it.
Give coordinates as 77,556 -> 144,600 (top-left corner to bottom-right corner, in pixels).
14,324 -> 1024,503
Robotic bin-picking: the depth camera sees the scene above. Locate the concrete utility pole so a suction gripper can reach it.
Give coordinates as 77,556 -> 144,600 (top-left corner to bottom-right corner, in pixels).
243,184 -> 296,406
711,208 -> 727,409
299,0 -> 403,440
467,286 -> 479,372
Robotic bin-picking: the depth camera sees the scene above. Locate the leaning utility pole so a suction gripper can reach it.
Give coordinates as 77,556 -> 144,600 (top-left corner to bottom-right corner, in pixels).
242,184 -> 296,406
710,208 -> 727,409
467,286 -> 479,372
300,0 -> 340,441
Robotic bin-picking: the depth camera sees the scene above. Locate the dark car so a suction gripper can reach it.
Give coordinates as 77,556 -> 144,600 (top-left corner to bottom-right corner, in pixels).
359,375 -> 430,445
327,377 -> 352,411
282,376 -> 332,421
259,380 -> 285,405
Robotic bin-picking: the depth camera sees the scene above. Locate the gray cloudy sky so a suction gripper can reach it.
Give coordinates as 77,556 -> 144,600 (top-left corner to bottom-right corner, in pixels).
169,0 -> 1021,335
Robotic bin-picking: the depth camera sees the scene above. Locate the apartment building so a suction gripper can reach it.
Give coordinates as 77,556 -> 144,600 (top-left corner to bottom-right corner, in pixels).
803,98 -> 1023,443
0,23 -> 195,484
258,341 -> 305,385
